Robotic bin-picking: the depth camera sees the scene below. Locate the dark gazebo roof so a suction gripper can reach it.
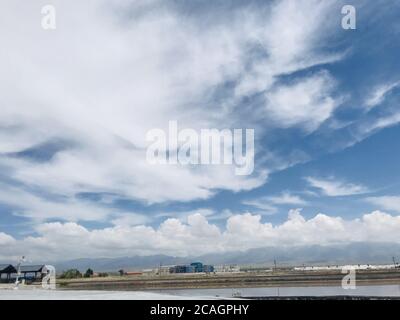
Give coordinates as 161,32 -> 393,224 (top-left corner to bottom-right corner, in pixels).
0,264 -> 17,273
19,265 -> 45,273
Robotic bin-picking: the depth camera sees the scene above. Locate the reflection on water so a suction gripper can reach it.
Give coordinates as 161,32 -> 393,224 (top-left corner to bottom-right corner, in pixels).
153,285 -> 400,298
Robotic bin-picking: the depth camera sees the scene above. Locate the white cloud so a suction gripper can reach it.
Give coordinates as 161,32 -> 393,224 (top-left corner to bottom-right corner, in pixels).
306,177 -> 369,197
365,196 -> 400,213
360,112 -> 400,135
242,200 -> 278,215
111,213 -> 151,227
0,0 -> 268,205
0,183 -> 111,222
1,0 -> 398,263
234,0 -> 343,98
156,208 -> 215,221
1,210 -> 400,261
0,0 -> 345,210
5,151 -> 268,204
0,232 -> 15,246
341,111 -> 400,150
243,192 -> 307,214
264,71 -> 340,132
267,192 -> 308,206
365,80 -> 400,109
347,80 -> 400,144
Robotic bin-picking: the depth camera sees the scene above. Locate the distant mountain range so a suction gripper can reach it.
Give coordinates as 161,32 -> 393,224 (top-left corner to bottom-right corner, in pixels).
50,242 -> 400,272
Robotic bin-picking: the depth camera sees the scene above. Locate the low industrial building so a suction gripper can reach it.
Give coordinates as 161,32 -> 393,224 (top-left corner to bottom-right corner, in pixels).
214,264 -> 241,273
294,264 -> 400,271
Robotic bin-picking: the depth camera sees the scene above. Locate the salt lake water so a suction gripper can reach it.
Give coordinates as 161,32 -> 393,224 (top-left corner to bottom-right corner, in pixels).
152,285 -> 400,298
2,285 -> 400,299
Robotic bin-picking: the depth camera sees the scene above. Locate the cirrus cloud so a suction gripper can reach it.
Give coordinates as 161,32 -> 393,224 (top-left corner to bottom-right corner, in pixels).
306,177 -> 369,197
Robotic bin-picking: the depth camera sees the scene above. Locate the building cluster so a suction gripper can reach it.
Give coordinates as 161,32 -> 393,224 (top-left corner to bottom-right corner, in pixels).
294,264 -> 400,271
169,262 -> 214,274
214,264 -> 241,273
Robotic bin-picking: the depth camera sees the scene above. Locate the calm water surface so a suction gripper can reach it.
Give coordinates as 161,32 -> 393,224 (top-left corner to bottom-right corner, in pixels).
152,285 -> 400,298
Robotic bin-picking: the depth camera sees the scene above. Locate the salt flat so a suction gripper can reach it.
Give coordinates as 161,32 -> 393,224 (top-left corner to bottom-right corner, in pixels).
0,289 -> 213,300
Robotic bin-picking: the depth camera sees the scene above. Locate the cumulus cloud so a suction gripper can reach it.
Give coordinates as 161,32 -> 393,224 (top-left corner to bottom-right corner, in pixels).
1,210 -> 400,261
306,177 -> 369,197
0,232 -> 15,246
365,196 -> 400,213
111,213 -> 151,227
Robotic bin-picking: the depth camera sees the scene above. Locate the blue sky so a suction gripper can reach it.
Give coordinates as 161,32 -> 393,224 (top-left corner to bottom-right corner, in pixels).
1,0 -> 400,261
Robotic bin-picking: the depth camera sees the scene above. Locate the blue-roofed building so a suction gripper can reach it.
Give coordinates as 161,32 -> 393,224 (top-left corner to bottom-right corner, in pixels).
169,262 -> 214,274
190,262 -> 203,272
